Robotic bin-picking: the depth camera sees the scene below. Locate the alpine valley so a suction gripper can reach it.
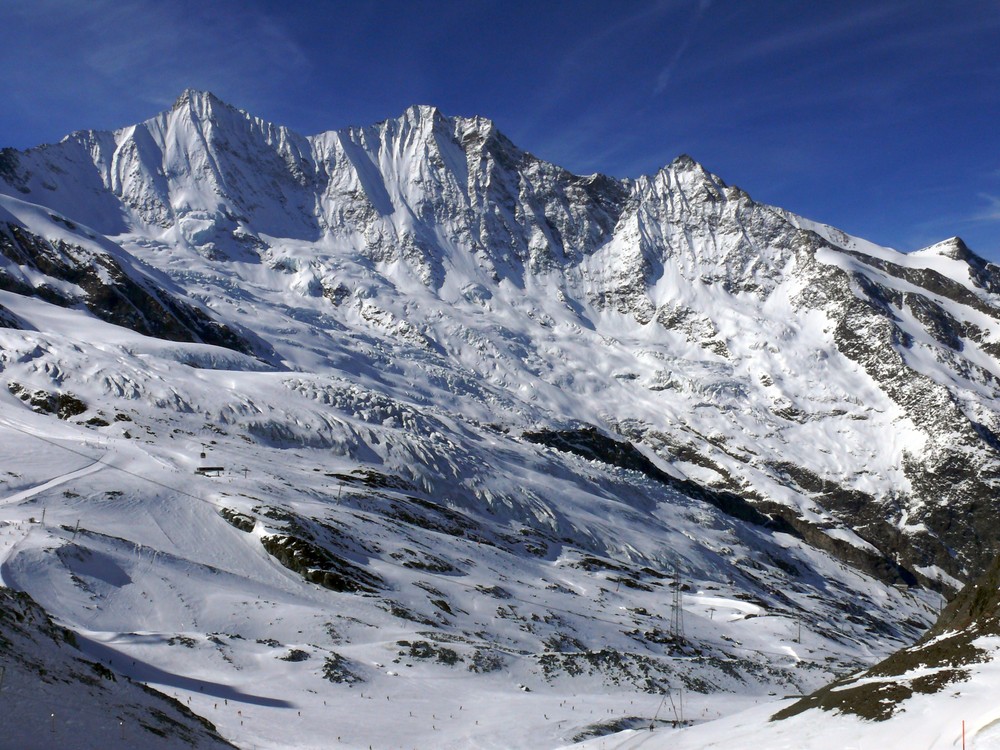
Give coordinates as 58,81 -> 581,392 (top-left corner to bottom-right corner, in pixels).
1,90 -> 999,749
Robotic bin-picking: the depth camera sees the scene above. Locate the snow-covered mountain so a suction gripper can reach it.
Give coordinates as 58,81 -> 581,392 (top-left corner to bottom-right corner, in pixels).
1,90 -> 998,748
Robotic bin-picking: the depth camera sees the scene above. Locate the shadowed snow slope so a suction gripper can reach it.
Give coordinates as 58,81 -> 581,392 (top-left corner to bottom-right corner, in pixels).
0,586 -> 235,750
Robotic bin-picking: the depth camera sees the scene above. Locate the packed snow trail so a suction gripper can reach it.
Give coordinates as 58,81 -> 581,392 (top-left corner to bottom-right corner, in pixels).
0,454 -> 111,506
968,708 -> 1000,749
0,453 -> 112,587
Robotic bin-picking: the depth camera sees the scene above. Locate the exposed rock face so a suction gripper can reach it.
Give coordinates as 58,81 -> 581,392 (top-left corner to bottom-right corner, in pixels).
0,218 -> 263,357
0,301 -> 25,329
0,587 -> 236,749
773,554 -> 1000,722
3,90 -> 1000,591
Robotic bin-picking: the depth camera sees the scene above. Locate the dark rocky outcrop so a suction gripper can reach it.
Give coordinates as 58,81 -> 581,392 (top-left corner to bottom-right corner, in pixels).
260,534 -> 383,594
0,587 -> 236,748
523,425 -> 795,533
0,221 -> 264,357
524,425 -> 920,589
774,555 -> 1000,722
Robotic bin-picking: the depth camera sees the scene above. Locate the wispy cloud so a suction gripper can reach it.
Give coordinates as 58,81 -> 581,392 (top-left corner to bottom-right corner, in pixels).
653,0 -> 711,94
720,2 -> 901,67
1,0 -> 309,140
84,1 -> 308,99
524,0 -> 685,115
975,194 -> 1000,223
901,192 -> 1000,253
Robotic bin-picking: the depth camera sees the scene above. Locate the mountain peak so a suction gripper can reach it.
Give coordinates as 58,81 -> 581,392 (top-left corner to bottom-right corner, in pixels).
171,88 -> 219,111
913,236 -> 983,264
911,237 -> 991,272
646,152 -> 729,199
669,153 -> 701,170
398,104 -> 448,130
402,103 -> 440,118
166,89 -> 251,129
666,154 -> 723,185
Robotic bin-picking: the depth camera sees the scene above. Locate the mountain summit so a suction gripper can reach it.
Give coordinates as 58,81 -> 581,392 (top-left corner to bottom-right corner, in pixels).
1,91 -> 1000,748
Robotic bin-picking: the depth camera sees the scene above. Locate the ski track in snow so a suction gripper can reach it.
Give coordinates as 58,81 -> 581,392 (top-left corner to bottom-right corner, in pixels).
1,454 -> 111,506
0,449 -> 112,587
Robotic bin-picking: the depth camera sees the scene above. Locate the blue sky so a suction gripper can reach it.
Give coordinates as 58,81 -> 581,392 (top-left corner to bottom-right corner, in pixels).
2,0 -> 999,258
